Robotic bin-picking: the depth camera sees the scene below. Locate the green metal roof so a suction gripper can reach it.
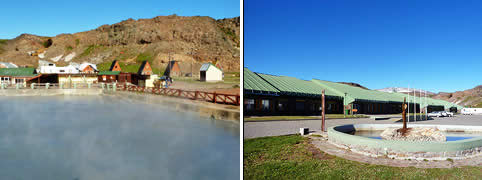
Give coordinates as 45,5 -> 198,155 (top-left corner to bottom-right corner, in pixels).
0,68 -> 37,77
256,73 -> 340,97
98,71 -> 120,75
243,68 -> 279,95
312,79 -> 406,105
244,68 -> 463,109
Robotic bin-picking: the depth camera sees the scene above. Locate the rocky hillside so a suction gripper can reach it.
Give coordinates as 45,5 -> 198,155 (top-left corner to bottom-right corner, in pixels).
431,85 -> 482,108
0,15 -> 240,72
378,86 -> 482,107
338,82 -> 369,90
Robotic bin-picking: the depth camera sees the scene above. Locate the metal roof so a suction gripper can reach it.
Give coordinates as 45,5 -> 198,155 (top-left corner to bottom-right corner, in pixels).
243,68 -> 279,95
244,68 -> 463,109
256,73 -> 340,97
200,63 -> 222,72
0,62 -> 18,68
0,68 -> 37,77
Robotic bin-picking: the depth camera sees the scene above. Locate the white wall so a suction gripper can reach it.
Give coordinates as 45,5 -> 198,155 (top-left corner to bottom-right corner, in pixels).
202,66 -> 223,82
39,65 -> 80,74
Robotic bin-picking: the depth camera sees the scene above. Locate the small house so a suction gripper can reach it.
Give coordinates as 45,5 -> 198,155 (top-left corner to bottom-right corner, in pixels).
98,71 -> 120,83
200,63 -> 223,82
79,63 -> 98,73
110,60 -> 122,71
138,61 -> 153,76
164,61 -> 181,77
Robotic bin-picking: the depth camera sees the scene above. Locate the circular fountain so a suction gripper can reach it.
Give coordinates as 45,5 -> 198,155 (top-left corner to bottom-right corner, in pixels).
327,98 -> 482,160
328,124 -> 482,160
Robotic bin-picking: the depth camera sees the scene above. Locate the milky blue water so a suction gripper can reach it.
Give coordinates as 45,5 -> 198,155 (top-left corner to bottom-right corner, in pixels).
353,130 -> 481,142
0,95 -> 239,180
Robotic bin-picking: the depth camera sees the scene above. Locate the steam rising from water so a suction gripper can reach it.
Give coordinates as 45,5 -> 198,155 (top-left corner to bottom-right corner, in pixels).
0,96 -> 239,179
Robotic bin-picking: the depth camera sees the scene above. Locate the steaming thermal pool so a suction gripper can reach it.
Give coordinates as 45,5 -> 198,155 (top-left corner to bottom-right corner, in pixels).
0,95 -> 239,179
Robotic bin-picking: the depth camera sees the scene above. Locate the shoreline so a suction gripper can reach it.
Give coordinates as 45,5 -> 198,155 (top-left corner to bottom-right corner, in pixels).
0,89 -> 240,121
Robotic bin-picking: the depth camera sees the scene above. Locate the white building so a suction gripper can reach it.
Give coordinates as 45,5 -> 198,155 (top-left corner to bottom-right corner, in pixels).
200,63 -> 223,82
39,64 -> 80,74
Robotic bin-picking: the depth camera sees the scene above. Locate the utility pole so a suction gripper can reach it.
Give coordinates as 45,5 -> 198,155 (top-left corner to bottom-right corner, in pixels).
168,51 -> 172,77
402,97 -> 407,130
321,90 -> 326,132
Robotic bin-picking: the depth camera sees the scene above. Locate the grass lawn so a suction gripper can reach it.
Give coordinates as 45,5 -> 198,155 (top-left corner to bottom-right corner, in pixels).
244,114 -> 368,121
244,135 -> 482,179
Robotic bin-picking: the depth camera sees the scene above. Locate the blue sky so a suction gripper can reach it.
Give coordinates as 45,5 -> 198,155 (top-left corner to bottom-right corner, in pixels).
245,0 -> 482,93
0,0 -> 239,39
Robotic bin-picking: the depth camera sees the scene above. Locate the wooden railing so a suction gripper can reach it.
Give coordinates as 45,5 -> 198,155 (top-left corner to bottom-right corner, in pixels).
118,84 -> 240,106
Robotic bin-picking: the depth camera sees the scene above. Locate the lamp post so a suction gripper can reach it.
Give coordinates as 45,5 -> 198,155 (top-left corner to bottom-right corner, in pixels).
321,90 -> 326,132
344,92 -> 347,118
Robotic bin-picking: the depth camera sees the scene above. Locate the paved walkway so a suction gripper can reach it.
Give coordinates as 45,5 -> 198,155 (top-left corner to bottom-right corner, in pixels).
244,115 -> 482,139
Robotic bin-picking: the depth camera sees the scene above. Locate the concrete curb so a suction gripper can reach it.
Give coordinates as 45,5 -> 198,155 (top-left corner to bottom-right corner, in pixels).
328,124 -> 482,160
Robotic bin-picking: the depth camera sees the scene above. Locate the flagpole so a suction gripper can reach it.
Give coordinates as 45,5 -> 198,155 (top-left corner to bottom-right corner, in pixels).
425,90 -> 427,120
408,85 -> 410,123
414,88 -> 416,122
419,89 -> 421,121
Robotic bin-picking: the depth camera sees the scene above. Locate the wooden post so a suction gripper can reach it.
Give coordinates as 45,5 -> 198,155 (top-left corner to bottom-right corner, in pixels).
236,95 -> 240,106
194,91 -> 198,100
322,90 -> 326,132
213,92 -> 217,103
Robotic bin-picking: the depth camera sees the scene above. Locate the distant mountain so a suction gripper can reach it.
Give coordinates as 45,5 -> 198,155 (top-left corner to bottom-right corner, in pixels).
377,86 -> 482,107
0,15 -> 240,71
376,87 -> 436,95
338,82 -> 369,90
431,85 -> 482,108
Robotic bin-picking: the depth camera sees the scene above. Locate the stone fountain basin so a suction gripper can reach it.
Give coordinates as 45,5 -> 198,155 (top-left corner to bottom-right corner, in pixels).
328,124 -> 482,160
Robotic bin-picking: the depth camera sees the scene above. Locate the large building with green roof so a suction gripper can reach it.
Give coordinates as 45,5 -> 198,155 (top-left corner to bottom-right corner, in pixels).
0,68 -> 38,85
244,67 -> 462,116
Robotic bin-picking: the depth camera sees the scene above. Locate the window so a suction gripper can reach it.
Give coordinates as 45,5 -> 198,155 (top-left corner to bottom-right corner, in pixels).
262,99 -> 270,111
60,70 -> 65,72
296,102 -> 304,111
278,101 -> 288,111
245,99 -> 254,111
15,79 -> 24,84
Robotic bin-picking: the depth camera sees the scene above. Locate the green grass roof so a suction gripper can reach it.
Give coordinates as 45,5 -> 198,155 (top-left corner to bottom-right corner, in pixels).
98,71 -> 120,75
0,68 -> 37,77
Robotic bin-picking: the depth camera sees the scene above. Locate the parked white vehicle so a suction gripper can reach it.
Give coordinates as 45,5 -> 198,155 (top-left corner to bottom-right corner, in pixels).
442,111 -> 454,117
428,111 -> 443,117
461,108 -> 482,115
